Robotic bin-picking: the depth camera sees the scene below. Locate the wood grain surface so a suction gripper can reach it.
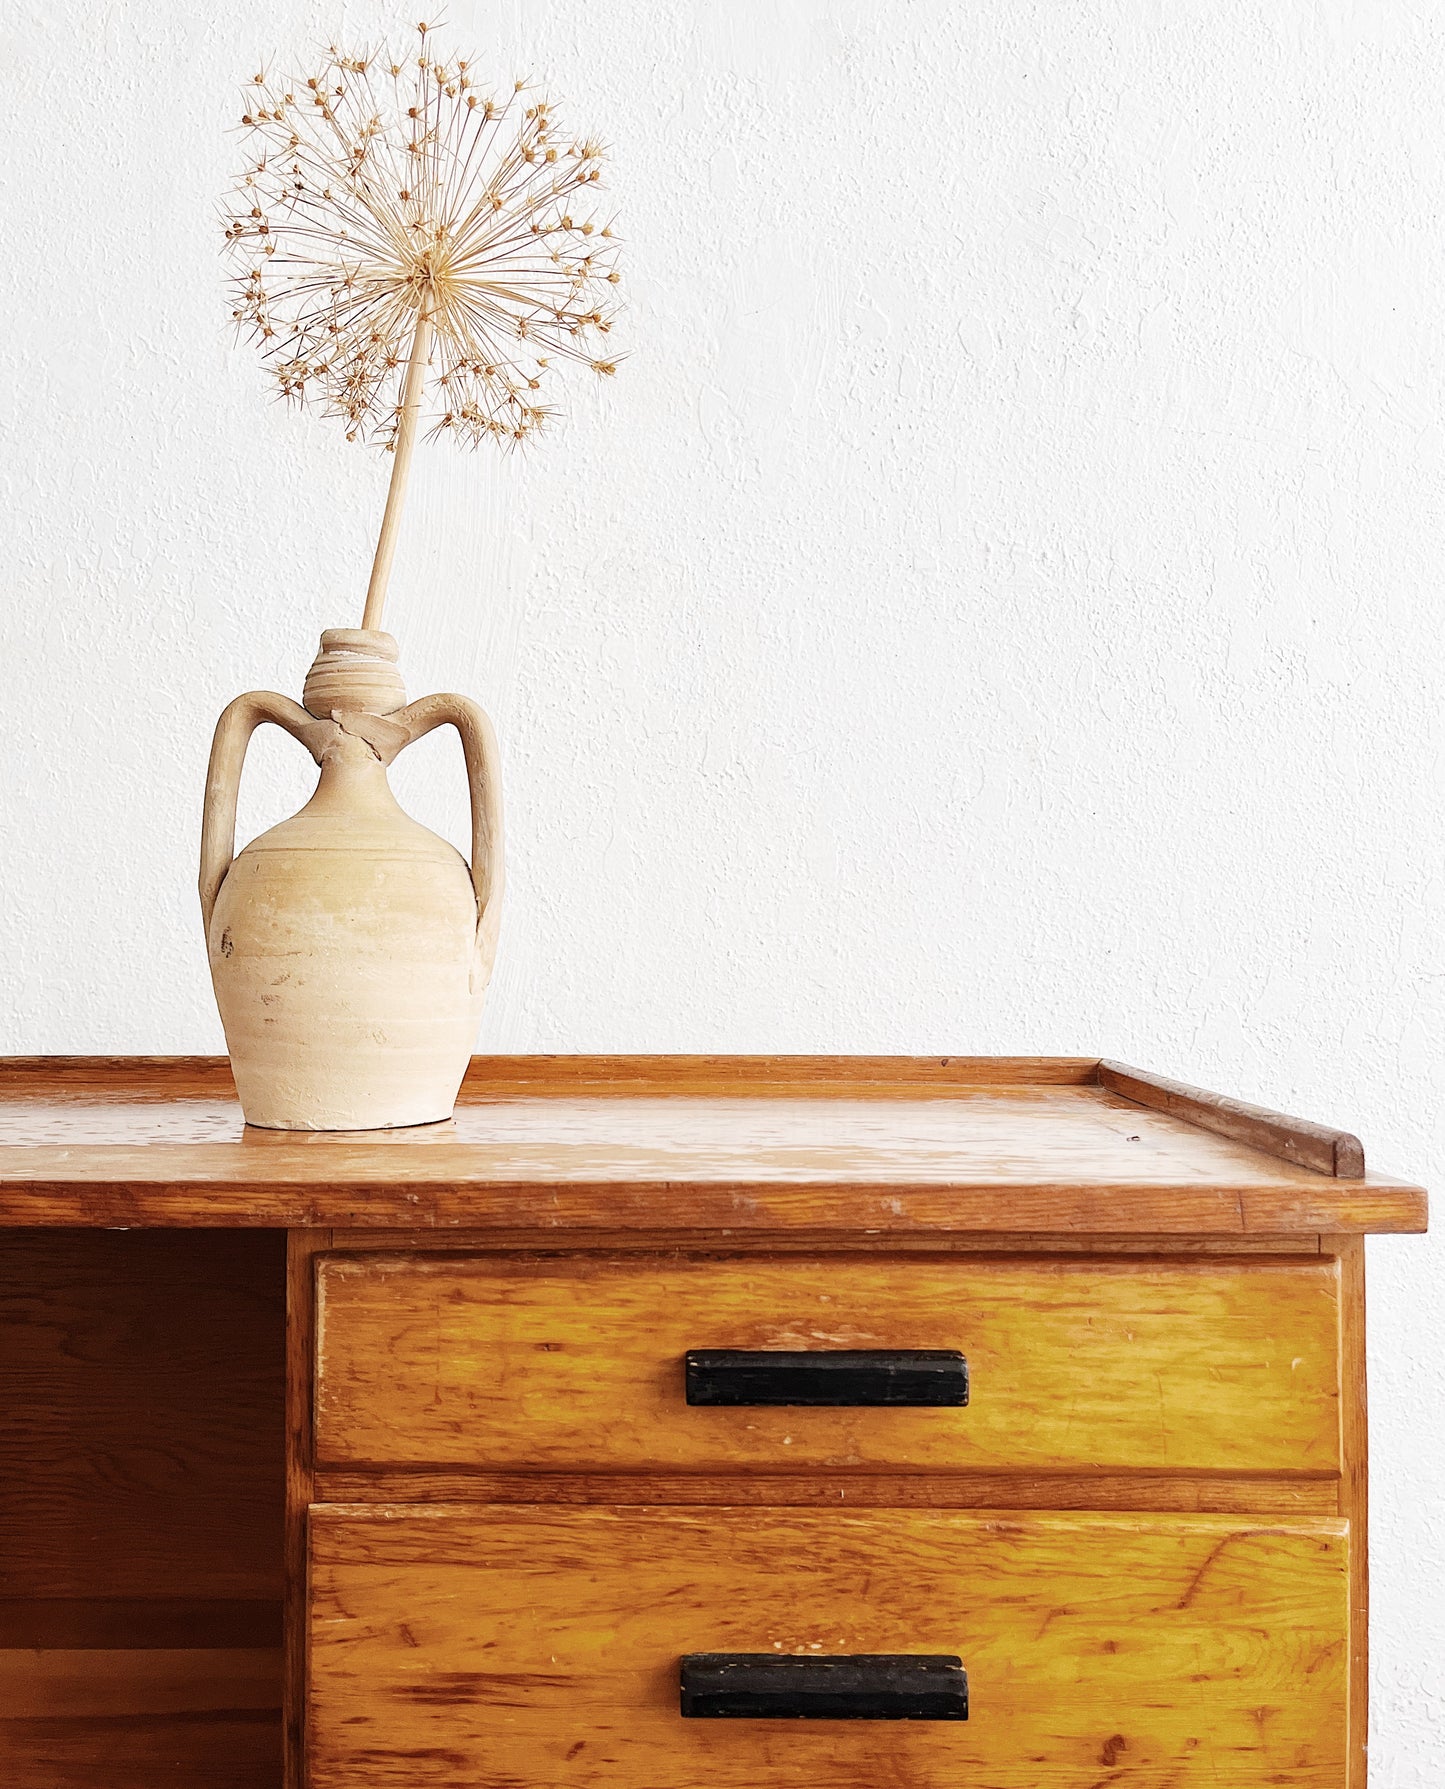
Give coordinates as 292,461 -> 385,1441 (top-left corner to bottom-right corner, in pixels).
1338,1236 -> 1370,1789
312,1469 -> 1342,1513
0,1648 -> 281,1717
0,1054 -> 1102,1099
0,1228 -> 285,1788
1099,1060 -> 1366,1177
328,1227 -> 1327,1253
0,1058 -> 1426,1234
0,1647 -> 281,1788
284,1231 -> 331,1789
307,1503 -> 1351,1787
0,1229 -> 285,1603
0,1600 -> 281,1649
0,1059 -> 1412,1788
314,1252 -> 1344,1476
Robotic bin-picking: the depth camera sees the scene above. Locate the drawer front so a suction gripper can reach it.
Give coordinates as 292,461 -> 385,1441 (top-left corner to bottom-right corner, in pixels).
313,1253 -> 1341,1474
307,1504 -> 1350,1787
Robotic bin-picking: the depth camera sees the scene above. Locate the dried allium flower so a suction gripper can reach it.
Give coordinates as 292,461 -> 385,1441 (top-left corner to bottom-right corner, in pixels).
220,24 -> 624,627
222,25 -> 620,451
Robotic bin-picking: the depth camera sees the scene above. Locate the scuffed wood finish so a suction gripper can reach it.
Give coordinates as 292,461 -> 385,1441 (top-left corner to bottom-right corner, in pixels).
0,1058 -> 1421,1787
307,1504 -> 1351,1787
0,1056 -> 238,1097
0,1056 -> 1426,1234
329,1226 -> 1327,1253
459,1054 -> 1104,1094
0,1171 -> 1419,1234
1100,1060 -> 1366,1178
312,1469 -> 1342,1513
314,1253 -> 1343,1477
431,1164 -> 1417,1224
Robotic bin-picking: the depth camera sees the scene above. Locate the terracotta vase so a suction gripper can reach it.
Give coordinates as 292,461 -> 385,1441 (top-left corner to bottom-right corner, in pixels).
199,629 -> 503,1130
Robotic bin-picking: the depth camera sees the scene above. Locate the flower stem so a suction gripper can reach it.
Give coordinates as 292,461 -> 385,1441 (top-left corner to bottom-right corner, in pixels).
361,300 -> 434,632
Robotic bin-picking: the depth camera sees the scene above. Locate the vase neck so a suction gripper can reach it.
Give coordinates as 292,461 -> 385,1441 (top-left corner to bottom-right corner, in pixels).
304,743 -> 406,817
303,628 -> 407,719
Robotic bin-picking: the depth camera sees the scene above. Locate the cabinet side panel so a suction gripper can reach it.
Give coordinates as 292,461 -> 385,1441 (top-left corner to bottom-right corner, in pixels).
285,1231 -> 330,1789
1337,1238 -> 1368,1789
0,1228 -> 286,1787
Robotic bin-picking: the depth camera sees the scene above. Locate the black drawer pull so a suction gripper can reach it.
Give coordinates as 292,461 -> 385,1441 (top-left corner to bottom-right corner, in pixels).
680,1653 -> 968,1720
684,1348 -> 968,1407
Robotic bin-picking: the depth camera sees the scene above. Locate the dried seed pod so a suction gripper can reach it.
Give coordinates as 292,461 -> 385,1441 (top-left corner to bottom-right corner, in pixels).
220,22 -> 623,452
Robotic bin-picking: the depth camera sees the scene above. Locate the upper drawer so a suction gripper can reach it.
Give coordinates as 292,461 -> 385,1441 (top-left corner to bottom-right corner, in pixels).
313,1253 -> 1341,1475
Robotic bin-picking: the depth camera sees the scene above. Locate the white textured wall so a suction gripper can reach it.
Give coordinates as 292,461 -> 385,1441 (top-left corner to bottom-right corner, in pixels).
1,0 -> 1442,1774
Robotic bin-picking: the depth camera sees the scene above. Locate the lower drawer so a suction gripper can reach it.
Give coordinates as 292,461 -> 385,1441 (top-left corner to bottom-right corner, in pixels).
307,1504 -> 1350,1787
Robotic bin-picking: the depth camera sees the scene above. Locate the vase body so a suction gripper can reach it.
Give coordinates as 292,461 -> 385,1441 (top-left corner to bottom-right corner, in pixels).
200,631 -> 503,1130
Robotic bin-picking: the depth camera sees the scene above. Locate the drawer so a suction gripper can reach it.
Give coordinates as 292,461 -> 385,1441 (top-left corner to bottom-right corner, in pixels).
313,1252 -> 1341,1475
307,1503 -> 1350,1787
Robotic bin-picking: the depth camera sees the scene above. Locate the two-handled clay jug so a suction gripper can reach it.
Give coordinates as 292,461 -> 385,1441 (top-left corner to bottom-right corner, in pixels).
199,629 -> 503,1130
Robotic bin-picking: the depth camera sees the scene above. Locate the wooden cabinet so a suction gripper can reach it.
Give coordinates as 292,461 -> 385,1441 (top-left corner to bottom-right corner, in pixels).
0,1054 -> 1428,1788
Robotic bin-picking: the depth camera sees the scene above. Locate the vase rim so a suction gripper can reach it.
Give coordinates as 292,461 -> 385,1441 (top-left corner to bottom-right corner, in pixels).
316,627 -> 399,662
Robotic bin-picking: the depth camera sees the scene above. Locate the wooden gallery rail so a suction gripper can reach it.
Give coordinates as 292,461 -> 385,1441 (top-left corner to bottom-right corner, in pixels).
0,1054 -> 1427,1788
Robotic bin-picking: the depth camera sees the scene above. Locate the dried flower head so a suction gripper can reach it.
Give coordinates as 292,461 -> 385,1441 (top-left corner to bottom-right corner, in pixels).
221,24 -> 622,451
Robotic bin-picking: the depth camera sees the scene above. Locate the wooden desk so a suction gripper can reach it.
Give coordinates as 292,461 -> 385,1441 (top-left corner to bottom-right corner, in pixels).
0,1056 -> 1426,1787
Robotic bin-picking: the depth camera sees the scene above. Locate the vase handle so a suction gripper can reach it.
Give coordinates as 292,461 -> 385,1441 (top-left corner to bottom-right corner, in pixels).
199,691 -> 318,937
396,694 -> 505,974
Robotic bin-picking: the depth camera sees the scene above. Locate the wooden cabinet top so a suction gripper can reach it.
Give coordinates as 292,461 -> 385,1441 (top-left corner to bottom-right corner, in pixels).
0,1054 -> 1425,1236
